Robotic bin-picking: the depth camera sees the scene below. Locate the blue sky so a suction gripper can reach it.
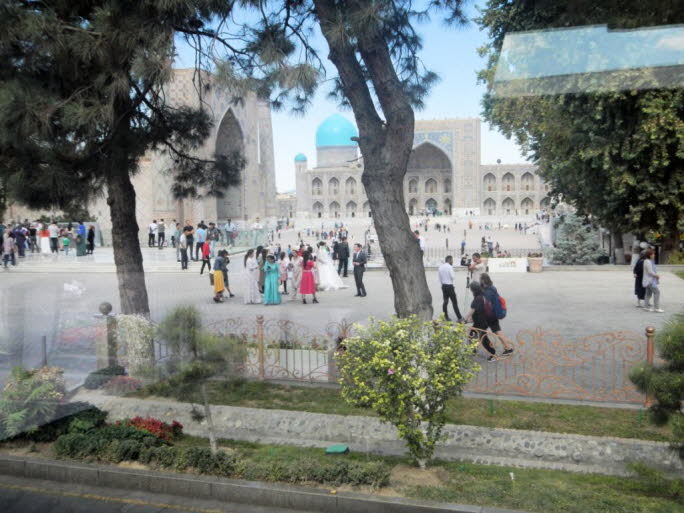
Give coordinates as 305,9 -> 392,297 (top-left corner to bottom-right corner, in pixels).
176,2 -> 526,192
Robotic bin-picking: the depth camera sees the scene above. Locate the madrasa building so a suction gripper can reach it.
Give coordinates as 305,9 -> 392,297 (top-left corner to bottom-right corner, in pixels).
293,114 -> 550,219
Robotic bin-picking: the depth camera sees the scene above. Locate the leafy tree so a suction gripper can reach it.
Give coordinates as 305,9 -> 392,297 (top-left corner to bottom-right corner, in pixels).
631,314 -> 684,457
157,306 -> 245,454
337,316 -> 479,467
0,1 -> 245,314
547,213 -> 606,265
478,1 -> 684,262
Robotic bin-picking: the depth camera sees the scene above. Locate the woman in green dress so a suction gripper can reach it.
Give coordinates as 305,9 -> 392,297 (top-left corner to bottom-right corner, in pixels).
263,255 -> 282,305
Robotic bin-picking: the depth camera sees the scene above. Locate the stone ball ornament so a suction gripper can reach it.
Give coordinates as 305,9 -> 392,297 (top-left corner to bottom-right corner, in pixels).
99,302 -> 113,316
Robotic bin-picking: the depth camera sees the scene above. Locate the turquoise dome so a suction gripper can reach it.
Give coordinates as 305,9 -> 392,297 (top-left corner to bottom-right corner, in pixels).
315,114 -> 358,148
294,153 -> 307,162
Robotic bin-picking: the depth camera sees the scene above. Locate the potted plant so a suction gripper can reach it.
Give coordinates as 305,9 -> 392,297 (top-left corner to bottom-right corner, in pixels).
527,252 -> 544,273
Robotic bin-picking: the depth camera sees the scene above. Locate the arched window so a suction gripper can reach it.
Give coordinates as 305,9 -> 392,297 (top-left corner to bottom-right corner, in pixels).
313,201 -> 324,218
408,178 -> 418,193
483,198 -> 496,216
328,177 -> 339,196
502,173 -> 515,192
444,198 -> 452,215
329,201 -> 340,218
345,177 -> 357,195
483,173 -> 496,192
521,197 -> 534,215
502,197 -> 515,215
521,172 -> 534,191
346,201 -> 357,217
363,201 -> 371,217
312,178 -> 322,196
425,198 -> 437,213
425,178 -> 437,194
408,198 -> 418,215
444,178 -> 452,193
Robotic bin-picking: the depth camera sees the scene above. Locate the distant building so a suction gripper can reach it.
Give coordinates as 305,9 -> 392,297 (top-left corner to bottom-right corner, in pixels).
276,192 -> 296,219
294,114 -> 549,218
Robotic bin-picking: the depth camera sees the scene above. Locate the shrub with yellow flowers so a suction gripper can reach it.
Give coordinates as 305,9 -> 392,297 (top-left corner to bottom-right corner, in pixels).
337,316 -> 480,468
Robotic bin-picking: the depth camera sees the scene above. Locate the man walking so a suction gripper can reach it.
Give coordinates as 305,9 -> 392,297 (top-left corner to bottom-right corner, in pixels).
224,219 -> 236,247
207,222 -> 219,257
179,227 -> 189,270
148,220 -> 157,247
468,253 -> 486,284
157,219 -> 166,248
183,220 -> 194,263
48,221 -> 60,254
337,237 -> 350,277
438,256 -> 463,322
194,223 -> 206,261
352,243 -> 367,297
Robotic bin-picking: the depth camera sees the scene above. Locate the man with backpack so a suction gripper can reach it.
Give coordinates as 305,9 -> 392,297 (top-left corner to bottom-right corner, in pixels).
480,273 -> 514,359
464,277 -> 513,361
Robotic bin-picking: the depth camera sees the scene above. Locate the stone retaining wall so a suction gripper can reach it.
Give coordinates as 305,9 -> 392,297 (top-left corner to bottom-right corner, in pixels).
78,391 -> 682,477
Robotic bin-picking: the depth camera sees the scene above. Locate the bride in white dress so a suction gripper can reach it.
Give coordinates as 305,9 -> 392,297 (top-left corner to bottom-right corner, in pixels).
316,242 -> 347,291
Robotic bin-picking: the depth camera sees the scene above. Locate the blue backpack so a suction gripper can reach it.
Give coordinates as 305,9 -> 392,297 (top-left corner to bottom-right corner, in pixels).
485,287 -> 507,320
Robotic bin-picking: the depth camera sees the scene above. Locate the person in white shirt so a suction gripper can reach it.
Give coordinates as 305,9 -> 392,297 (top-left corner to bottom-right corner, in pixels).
413,230 -> 425,256
148,220 -> 157,247
468,253 -> 486,284
224,219 -> 236,247
48,222 -> 60,254
438,256 -> 463,322
252,216 -> 263,230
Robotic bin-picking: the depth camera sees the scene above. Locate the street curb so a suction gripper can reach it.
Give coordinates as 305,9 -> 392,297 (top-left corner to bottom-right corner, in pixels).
0,454 -> 529,513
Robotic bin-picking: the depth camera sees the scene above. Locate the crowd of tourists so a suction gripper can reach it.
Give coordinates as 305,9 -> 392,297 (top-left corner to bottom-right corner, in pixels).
1,220 -> 96,268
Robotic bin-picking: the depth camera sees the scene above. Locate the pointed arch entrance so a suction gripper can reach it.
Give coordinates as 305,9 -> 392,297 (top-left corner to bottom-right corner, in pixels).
215,109 -> 245,220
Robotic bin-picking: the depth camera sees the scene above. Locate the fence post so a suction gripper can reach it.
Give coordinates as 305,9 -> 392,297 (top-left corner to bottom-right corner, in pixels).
41,335 -> 47,367
644,326 -> 656,407
256,315 -> 265,380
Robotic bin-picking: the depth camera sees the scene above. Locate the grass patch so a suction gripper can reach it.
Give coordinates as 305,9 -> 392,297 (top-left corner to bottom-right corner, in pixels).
674,270 -> 684,280
133,380 -> 671,442
175,436 -> 684,513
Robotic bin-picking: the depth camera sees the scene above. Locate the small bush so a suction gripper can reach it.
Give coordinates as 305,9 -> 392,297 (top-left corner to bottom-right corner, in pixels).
104,376 -> 142,396
628,463 -> 684,504
119,417 -> 183,442
54,424 -> 165,460
83,365 -> 126,390
21,402 -> 106,442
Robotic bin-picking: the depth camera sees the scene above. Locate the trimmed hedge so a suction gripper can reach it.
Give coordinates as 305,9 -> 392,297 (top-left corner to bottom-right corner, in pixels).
84,365 -> 126,390
52,424 -> 390,487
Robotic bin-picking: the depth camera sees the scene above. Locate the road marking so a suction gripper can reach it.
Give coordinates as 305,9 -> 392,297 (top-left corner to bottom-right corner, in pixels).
0,481 -> 231,513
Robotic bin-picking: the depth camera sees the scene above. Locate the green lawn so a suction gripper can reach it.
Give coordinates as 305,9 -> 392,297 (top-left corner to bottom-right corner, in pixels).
675,270 -> 684,280
176,435 -> 684,513
134,379 -> 671,442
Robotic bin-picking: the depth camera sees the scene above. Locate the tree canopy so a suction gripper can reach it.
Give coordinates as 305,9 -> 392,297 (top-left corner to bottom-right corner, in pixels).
478,1 -> 684,257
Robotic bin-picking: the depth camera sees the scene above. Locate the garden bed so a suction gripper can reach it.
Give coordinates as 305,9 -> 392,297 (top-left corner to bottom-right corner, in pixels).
132,379 -> 671,442
2,431 -> 682,513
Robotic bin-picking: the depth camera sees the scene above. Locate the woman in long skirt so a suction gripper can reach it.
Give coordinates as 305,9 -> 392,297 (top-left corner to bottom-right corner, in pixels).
299,251 -> 318,304
212,252 -> 226,303
263,255 -> 282,305
291,252 -> 302,300
243,249 -> 262,304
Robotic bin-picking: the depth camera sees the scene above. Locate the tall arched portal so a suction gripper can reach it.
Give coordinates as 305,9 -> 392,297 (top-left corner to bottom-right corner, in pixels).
405,142 -> 452,215
215,109 -> 246,220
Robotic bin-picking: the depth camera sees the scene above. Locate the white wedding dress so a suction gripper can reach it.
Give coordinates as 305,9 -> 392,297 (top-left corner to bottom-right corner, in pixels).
316,248 -> 347,291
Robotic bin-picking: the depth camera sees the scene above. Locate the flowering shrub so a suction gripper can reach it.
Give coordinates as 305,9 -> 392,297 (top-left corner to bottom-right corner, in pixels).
120,417 -> 183,442
103,376 -> 142,396
337,316 -> 480,467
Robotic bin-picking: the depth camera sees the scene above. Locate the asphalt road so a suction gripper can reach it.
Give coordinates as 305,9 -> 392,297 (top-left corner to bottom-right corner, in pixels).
0,475 -> 308,513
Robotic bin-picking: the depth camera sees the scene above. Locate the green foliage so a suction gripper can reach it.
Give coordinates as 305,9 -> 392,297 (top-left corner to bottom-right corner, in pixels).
667,252 -> 684,265
0,366 -> 66,439
547,214 -> 606,265
338,316 -> 479,466
477,2 -> 684,248
630,313 -> 684,455
627,463 -> 684,504
83,365 -> 126,390
27,403 -> 107,442
239,458 -> 390,488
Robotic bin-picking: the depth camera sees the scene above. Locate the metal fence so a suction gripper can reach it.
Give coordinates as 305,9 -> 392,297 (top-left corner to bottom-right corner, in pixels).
199,315 -> 655,406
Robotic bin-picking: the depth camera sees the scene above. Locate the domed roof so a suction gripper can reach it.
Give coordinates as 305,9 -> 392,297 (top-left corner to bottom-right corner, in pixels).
294,153 -> 307,162
315,114 -> 358,148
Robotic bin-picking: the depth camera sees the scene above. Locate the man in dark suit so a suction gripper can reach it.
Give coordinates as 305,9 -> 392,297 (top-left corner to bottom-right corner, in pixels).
337,238 -> 350,277
352,243 -> 367,297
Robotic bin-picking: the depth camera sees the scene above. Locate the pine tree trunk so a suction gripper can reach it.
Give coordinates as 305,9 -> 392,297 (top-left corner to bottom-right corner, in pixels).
106,170 -> 150,316
363,168 -> 433,319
